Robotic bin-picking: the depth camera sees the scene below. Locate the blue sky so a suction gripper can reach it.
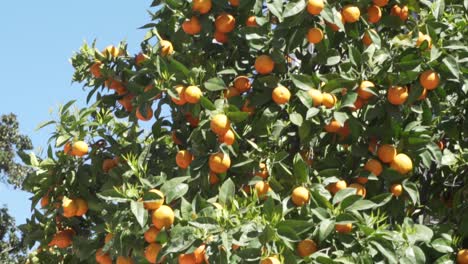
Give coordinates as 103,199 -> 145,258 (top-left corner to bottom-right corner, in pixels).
0,1 -> 151,225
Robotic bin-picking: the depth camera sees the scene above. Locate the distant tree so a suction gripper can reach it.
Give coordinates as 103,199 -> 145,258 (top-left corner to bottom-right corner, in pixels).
0,207 -> 26,263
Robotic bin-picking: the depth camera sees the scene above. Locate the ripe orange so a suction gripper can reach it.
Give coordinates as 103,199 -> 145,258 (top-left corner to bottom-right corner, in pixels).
210,114 -> 231,135
171,85 -> 187,105
106,79 -> 126,94
390,184 -> 403,197
192,0 -> 212,14
373,0 -> 389,7
152,205 -> 175,230
322,93 -> 337,108
144,226 -> 160,243
75,198 -> 88,216
307,88 -> 323,106
324,119 -> 342,133
215,13 -> 236,33
367,5 -> 382,23
291,187 -> 310,206
233,76 -> 251,93
457,249 -> 468,264
209,152 -> 231,173
209,171 -> 220,185
178,253 -> 197,264
307,28 -> 324,44
116,256 -> 134,264
48,230 -> 73,249
144,189 -> 165,210
368,137 -> 378,154
327,12 -> 344,31
224,86 -> 240,99
297,239 -> 317,257
307,0 -> 324,15
105,233 -> 113,244
349,183 -> 366,198
96,248 -> 112,264
390,5 -> 409,21
377,144 -> 397,163
219,129 -> 235,145
193,244 -> 206,264
214,30 -> 228,44
41,193 -> 50,208
246,16 -> 258,27
335,223 -> 353,234
182,17 -> 202,35
255,181 -> 271,199
272,86 -> 291,105
136,105 -> 153,121
185,113 -> 200,128
145,243 -> 162,264
357,81 -> 376,100
255,162 -> 269,179
228,0 -> 239,7
352,97 -> 367,110
390,153 -> 413,174
416,32 -> 432,49
90,62 -> 103,78
62,197 -> 78,218
119,94 -> 134,112
342,5 -> 360,23
176,150 -> 193,169
184,86 -> 202,104
102,45 -> 120,58
328,180 -> 347,194
135,52 -> 149,65
387,86 -> 408,105
419,70 -> 440,90
160,40 -> 174,57
241,99 -> 255,116
362,29 -> 376,46
364,159 -> 383,176
172,131 -> 183,145
355,177 -> 368,185
255,55 -> 275,75
102,158 -> 117,173
64,142 -> 72,155
72,141 -> 89,157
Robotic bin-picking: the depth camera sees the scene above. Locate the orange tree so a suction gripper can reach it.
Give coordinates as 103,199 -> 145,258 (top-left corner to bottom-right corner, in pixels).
19,0 -> 468,263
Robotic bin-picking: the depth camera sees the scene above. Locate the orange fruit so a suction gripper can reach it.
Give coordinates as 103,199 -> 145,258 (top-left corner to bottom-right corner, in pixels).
178,253 -> 197,264
90,62 -> 103,78
145,243 -> 162,264
355,177 -> 368,185
102,45 -> 121,58
272,86 -> 291,105
72,141 -> 89,157
342,5 -> 360,23
41,193 -> 50,208
368,137 -> 378,154
215,13 -> 236,33
193,244 -> 206,264
214,30 -> 229,44
352,97 -> 367,111
255,162 -> 269,179
367,5 -> 382,23
327,12 -> 344,31
144,226 -> 160,243
210,114 -> 231,135
136,105 -> 153,121
96,248 -> 112,264
364,159 -> 383,176
224,86 -> 240,99
233,76 -> 251,93
291,186 -> 310,206
160,40 -> 174,56
255,55 -> 275,75
349,183 -> 366,198
106,79 -> 126,94
373,0 -> 389,7
390,153 -> 413,174
176,150 -> 193,169
297,239 -> 317,257
241,99 -> 255,116
337,122 -> 351,139
192,0 -> 212,14
328,180 -> 347,194
48,230 -> 73,249
144,189 -> 165,210
419,70 -> 440,90
102,158 -> 117,173
307,27 -> 324,44
416,32 -> 432,49
457,249 -> 468,264
308,89 -> 323,106
322,93 -> 337,108
324,119 -> 342,133
229,0 -> 239,7
184,85 -> 202,104
135,52 -> 149,65
209,152 -> 231,173
362,29 -> 376,46
152,205 -> 175,230
307,0 -> 324,15
390,184 -> 403,197
171,85 -> 187,105
182,17 -> 202,35
62,197 -> 78,218
357,80 -> 376,100
185,113 -> 200,128
246,16 -> 258,27
387,86 -> 408,105
390,5 -> 409,21
119,94 -> 135,112
116,256 -> 134,264
104,233 -> 113,244
377,144 -> 397,163
172,131 -> 183,145
219,129 -> 235,145
75,198 -> 88,217
417,87 -> 428,100
64,142 -> 72,155
335,223 -> 353,234
255,181 -> 271,199
209,171 -> 220,185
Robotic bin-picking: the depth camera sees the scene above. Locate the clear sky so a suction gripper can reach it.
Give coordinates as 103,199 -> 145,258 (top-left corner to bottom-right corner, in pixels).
0,1 -> 151,225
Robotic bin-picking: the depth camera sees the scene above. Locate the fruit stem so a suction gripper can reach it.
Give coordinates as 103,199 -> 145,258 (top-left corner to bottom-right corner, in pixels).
154,30 -> 163,42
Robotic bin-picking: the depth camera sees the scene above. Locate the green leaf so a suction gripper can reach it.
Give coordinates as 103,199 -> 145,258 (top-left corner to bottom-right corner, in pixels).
431,238 -> 453,253
332,188 -> 356,205
318,219 -> 335,242
204,77 -> 226,91
227,111 -> 249,123
283,0 -> 306,18
219,178 -> 235,206
370,240 -> 398,264
402,180 -> 419,204
293,153 -> 308,183
130,201 -> 148,228
346,200 -> 376,211
266,0 -> 283,22
442,55 -> 460,79
340,92 -> 358,109
290,113 -> 303,126
290,74 -> 314,90
200,96 -> 216,111
333,112 -> 348,126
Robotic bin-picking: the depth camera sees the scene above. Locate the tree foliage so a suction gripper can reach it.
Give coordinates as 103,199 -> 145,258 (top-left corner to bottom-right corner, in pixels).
21,0 -> 468,263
